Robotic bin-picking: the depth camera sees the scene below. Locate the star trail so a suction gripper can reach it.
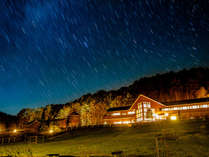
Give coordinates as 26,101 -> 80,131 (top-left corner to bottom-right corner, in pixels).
0,0 -> 209,114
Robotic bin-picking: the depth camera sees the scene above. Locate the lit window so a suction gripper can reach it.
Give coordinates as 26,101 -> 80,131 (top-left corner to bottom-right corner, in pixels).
154,114 -> 159,119
202,104 -> 208,108
170,116 -> 177,120
123,121 -> 130,124
183,107 -> 187,110
114,121 -> 122,124
137,118 -> 142,122
122,112 -> 127,115
128,111 -> 135,115
193,105 -> 198,109
112,112 -> 120,116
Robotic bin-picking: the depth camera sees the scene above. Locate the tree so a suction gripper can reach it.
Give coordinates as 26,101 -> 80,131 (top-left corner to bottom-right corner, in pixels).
195,86 -> 208,98
80,104 -> 90,126
56,106 -> 72,119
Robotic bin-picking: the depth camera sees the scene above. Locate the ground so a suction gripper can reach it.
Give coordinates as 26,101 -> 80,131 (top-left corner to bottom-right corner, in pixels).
0,120 -> 209,157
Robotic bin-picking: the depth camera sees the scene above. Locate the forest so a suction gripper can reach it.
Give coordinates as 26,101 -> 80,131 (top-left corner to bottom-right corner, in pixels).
1,67 -> 209,131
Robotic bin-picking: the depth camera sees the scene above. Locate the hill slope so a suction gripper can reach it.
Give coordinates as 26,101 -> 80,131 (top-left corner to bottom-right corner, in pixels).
17,67 -> 209,128
1,120 -> 209,156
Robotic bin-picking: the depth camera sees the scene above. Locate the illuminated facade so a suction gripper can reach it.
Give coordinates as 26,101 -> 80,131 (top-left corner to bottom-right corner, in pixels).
103,95 -> 209,125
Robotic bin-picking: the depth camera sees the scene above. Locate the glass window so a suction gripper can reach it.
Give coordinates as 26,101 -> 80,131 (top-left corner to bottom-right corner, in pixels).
114,121 -> 122,124
112,112 -> 120,116
128,111 -> 135,115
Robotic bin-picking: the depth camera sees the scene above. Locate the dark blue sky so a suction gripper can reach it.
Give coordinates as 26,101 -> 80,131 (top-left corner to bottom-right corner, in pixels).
0,0 -> 209,114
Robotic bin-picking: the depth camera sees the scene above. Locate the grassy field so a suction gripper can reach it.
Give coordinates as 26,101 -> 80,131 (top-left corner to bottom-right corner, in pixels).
0,120 -> 209,157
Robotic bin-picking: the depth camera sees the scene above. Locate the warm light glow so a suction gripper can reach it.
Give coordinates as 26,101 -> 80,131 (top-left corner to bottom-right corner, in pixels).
13,129 -> 17,133
114,121 -> 122,124
123,121 -> 130,124
49,129 -> 54,134
162,104 -> 209,111
128,111 -> 135,115
112,112 -> 120,116
113,121 -> 131,124
165,113 -> 169,116
170,116 -> 177,120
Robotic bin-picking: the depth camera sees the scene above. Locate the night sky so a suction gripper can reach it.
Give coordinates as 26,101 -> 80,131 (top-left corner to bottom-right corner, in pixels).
0,0 -> 209,114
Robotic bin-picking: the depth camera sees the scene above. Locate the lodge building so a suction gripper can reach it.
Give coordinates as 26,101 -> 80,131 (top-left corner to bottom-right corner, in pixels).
103,95 -> 209,125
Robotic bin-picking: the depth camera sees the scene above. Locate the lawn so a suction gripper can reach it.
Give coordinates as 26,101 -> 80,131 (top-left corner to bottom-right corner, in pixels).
0,120 -> 209,157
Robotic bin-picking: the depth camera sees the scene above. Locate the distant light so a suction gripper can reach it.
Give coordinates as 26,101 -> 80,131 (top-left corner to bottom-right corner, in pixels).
165,113 -> 169,116
13,129 -> 17,133
170,116 -> 177,120
49,129 -> 54,134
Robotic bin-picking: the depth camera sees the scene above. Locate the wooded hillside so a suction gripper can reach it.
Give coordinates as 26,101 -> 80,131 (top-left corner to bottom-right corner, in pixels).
5,67 -> 209,130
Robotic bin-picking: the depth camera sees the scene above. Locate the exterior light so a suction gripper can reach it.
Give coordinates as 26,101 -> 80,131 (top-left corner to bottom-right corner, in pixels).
170,116 -> 177,120
49,129 -> 54,134
13,129 -> 17,133
165,113 -> 169,116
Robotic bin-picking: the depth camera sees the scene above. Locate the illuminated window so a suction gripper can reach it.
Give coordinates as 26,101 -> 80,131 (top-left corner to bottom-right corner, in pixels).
122,112 -> 127,115
137,118 -> 142,122
202,104 -> 208,108
128,111 -> 135,115
114,121 -> 122,124
112,112 -> 120,116
193,105 -> 198,109
143,102 -> 151,108
122,121 -> 130,124
183,106 -> 187,110
170,116 -> 177,120
162,104 -> 209,111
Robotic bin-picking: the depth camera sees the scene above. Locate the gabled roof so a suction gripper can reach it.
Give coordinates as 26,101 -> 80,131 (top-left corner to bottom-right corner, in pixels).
107,106 -> 131,112
163,97 -> 209,106
107,95 -> 165,112
129,94 -> 165,110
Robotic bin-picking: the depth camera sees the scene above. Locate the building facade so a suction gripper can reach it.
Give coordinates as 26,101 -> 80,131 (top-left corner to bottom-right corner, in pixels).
103,95 -> 209,125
